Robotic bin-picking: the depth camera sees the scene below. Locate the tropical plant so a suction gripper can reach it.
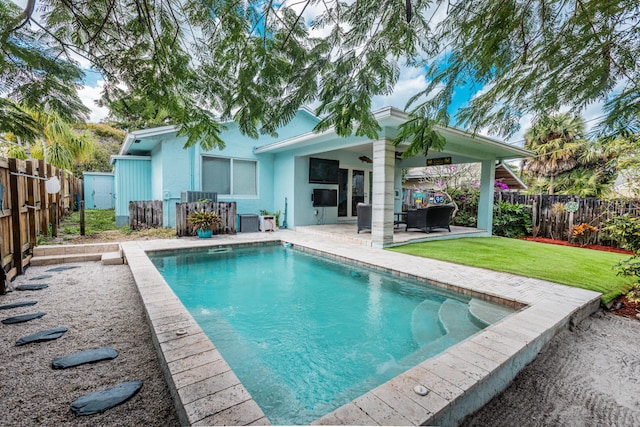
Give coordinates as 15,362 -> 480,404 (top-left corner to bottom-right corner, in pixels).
25,112 -> 95,170
604,214 -> 640,303
9,0 -> 635,152
449,187 -> 480,228
187,210 -> 222,232
570,223 -> 598,247
0,1 -> 88,140
523,114 -> 585,195
492,202 -> 533,238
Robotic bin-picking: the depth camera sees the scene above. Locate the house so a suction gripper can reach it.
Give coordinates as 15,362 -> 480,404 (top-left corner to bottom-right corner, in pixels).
403,162 -> 527,192
112,107 -> 532,247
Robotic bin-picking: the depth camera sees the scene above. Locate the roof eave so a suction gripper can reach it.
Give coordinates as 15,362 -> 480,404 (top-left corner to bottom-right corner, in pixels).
119,125 -> 179,155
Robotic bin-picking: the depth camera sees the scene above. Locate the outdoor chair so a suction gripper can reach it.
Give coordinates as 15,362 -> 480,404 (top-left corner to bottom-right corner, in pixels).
356,203 -> 372,233
405,204 -> 455,233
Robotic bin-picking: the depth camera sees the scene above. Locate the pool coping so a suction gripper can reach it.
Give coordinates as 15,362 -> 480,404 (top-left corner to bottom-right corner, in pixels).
120,231 -> 601,426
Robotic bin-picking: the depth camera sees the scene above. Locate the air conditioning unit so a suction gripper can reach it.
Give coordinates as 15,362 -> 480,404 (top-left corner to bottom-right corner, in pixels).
181,191 -> 218,203
259,215 -> 276,232
238,214 -> 259,232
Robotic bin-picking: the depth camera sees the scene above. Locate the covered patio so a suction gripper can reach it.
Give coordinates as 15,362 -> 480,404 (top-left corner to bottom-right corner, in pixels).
295,223 -> 485,247
256,107 -> 532,248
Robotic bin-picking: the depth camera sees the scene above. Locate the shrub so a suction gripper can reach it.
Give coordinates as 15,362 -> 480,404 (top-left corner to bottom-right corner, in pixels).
604,214 -> 640,301
570,223 -> 598,247
493,202 -> 533,238
187,210 -> 222,232
449,187 -> 479,227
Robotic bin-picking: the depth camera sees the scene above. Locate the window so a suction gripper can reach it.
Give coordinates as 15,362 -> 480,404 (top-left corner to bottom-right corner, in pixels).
202,156 -> 257,196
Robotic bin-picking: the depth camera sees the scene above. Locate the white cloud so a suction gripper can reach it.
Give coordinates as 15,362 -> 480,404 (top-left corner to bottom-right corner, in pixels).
371,66 -> 428,111
78,81 -> 109,123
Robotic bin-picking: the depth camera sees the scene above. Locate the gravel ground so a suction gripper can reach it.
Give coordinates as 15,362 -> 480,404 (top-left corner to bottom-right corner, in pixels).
0,262 -> 179,426
2,260 -> 640,427
463,310 -> 640,426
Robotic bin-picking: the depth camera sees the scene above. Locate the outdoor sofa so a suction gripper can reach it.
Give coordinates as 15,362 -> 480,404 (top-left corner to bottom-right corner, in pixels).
405,204 -> 455,233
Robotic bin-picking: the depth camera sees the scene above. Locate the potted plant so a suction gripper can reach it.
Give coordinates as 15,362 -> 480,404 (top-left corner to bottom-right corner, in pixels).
187,210 -> 222,238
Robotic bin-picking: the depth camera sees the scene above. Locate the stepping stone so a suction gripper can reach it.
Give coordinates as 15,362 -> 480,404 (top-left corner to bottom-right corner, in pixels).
15,327 -> 68,346
15,284 -> 49,291
46,266 -> 79,272
2,312 -> 46,324
52,347 -> 119,369
0,301 -> 37,311
30,275 -> 52,280
71,380 -> 143,416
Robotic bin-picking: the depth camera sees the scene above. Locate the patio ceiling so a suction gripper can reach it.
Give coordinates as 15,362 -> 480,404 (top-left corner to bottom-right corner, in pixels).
254,107 -> 533,162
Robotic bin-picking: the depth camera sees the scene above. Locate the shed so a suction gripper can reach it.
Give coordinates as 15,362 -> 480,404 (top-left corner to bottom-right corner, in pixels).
83,172 -> 115,210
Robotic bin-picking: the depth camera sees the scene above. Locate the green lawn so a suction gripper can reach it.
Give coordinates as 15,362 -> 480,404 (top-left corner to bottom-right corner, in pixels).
388,237 -> 634,304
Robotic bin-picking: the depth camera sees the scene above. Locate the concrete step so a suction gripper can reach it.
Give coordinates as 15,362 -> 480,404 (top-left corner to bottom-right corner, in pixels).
31,243 -> 123,266
101,251 -> 124,265
30,253 -> 103,266
34,243 -> 120,257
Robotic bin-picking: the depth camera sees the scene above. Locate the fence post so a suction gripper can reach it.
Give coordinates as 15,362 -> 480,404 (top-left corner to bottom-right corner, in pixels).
38,160 -> 47,232
0,264 -> 5,295
80,200 -> 85,236
26,161 -> 37,250
8,158 -> 23,276
52,202 -> 57,237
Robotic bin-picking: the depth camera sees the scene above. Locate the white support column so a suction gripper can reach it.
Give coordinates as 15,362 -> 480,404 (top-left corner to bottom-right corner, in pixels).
477,159 -> 496,235
372,139 -> 395,247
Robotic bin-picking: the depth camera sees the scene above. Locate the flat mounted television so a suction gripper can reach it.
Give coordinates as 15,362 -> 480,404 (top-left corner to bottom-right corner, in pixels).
309,157 -> 339,184
312,189 -> 338,207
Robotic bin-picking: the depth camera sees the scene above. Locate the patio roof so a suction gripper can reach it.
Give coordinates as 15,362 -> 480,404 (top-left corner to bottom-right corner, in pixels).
254,107 -> 533,161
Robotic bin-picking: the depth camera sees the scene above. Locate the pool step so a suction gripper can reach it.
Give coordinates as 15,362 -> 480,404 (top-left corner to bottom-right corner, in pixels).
400,299 -> 482,368
31,243 -> 123,266
468,298 -> 515,327
411,299 -> 445,346
438,299 -> 482,338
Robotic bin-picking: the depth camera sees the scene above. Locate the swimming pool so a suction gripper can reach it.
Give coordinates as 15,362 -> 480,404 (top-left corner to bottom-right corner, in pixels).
150,244 -> 512,425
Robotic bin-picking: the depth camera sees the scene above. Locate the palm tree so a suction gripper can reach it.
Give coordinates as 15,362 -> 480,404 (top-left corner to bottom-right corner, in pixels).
523,113 -> 586,194
25,112 -> 94,170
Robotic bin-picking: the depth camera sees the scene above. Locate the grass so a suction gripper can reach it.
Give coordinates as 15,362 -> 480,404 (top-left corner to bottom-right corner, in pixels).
388,237 -> 634,304
60,209 -> 117,235
38,209 -> 176,244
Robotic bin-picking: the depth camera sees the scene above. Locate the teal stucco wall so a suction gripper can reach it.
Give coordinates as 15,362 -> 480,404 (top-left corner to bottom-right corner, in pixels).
112,156 -> 152,226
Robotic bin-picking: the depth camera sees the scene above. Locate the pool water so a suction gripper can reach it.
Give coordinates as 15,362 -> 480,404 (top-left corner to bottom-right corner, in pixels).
150,245 -> 493,425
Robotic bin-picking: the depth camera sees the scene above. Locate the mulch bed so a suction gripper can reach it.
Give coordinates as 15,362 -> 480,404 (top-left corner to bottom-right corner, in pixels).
521,236 -> 633,255
609,295 -> 640,320
521,236 -> 639,321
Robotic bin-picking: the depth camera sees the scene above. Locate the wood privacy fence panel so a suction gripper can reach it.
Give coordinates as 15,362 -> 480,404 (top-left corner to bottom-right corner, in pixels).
498,192 -> 640,245
128,200 -> 163,229
175,202 -> 237,237
0,157 -> 82,290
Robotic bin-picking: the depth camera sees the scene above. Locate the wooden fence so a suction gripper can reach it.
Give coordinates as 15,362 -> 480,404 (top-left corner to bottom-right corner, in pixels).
175,201 -> 237,237
129,200 -> 163,230
498,192 -> 640,245
1,157 -> 82,292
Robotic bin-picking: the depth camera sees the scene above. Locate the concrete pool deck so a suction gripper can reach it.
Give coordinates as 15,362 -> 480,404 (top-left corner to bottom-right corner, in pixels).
120,230 -> 601,426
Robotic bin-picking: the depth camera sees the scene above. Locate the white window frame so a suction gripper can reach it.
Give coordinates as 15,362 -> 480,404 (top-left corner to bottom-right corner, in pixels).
201,155 -> 259,198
